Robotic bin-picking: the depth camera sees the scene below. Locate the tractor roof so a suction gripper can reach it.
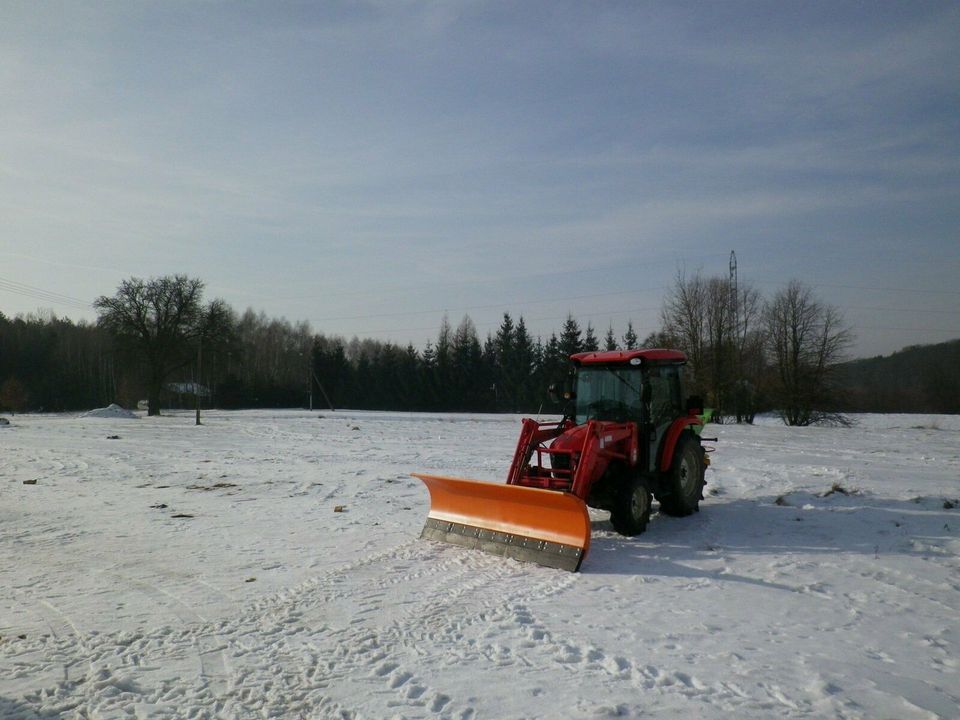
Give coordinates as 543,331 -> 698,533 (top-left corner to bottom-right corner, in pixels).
570,349 -> 687,366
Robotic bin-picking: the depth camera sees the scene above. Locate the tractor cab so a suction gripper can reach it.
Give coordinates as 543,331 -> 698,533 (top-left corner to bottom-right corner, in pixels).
569,349 -> 689,433
571,363 -> 643,425
562,350 -> 691,477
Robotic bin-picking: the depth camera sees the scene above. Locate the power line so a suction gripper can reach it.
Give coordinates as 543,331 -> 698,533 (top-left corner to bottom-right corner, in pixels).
311,296 -> 958,335
352,321 -> 959,342
229,252 -> 733,303
308,290 -> 668,324
0,276 -> 93,311
853,325 -> 958,334
844,305 -> 958,315
754,280 -> 960,297
322,306 -> 669,338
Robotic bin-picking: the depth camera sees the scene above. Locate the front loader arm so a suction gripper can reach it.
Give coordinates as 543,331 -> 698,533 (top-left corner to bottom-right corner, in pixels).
569,421 -> 638,498
506,418 -> 571,485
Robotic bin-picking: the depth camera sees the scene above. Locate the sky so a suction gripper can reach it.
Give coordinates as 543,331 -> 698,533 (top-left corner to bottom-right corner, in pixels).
1,1 -> 958,359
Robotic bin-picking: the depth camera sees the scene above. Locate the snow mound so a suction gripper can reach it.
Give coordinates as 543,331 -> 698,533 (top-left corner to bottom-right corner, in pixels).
0,417 -> 10,426
80,403 -> 138,419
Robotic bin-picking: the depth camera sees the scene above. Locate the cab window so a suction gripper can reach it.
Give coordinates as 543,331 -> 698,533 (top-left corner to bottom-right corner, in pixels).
574,367 -> 643,424
647,365 -> 681,428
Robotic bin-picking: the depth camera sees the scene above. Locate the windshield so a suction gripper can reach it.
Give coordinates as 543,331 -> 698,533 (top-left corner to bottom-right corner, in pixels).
574,366 -> 643,424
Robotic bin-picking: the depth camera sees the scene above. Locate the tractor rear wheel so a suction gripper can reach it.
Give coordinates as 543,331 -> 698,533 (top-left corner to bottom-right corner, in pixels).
610,476 -> 652,536
656,433 -> 705,517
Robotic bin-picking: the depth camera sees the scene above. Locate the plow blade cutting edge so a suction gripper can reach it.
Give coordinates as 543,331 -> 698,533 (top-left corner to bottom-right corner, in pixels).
414,474 -> 591,572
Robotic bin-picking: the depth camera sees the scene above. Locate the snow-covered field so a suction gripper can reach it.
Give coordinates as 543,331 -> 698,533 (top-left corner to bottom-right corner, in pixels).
1,409 -> 958,719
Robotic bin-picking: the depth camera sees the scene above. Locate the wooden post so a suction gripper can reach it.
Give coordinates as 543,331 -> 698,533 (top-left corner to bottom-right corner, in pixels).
195,336 -> 202,426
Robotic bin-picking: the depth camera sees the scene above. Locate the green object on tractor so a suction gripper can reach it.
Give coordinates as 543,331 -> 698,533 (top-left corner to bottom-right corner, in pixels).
693,408 -> 713,434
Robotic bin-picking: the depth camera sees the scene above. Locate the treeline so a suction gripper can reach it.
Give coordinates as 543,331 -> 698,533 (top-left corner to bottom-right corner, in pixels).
836,339 -> 960,414
0,311 -> 118,412
0,304 -> 614,415
311,314 -> 611,413
2,274 -> 957,421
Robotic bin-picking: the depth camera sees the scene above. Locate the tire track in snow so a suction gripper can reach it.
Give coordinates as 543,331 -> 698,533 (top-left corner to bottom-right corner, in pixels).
26,595 -> 93,685
0,583 -> 96,690
405,547 -> 793,717
331,551 -> 573,717
324,551 -> 577,714
853,564 -> 959,615
263,544 -> 484,716
479,595 -> 805,716
206,540 -> 579,718
385,558 -> 760,715
98,570 -> 231,699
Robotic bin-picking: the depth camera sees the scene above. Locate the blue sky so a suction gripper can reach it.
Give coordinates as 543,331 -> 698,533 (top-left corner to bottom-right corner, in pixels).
1,1 -> 958,358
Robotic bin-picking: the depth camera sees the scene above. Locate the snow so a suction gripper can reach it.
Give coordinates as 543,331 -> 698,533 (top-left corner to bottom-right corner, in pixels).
78,403 -> 139,420
1,410 -> 958,719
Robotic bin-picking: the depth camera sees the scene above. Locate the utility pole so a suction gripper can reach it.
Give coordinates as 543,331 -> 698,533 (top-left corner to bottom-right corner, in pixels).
729,250 -> 740,422
729,250 -> 738,338
195,335 -> 202,426
308,364 -> 314,411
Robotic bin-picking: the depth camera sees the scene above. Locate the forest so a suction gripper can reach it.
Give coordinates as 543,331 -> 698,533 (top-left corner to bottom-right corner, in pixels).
1,273 -> 956,422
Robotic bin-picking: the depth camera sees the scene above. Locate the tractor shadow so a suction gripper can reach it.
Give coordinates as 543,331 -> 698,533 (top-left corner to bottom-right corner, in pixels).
584,492 -> 957,581
0,696 -> 56,719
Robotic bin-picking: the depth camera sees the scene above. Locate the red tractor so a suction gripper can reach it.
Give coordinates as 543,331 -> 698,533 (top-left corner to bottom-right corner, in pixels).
415,349 -> 710,571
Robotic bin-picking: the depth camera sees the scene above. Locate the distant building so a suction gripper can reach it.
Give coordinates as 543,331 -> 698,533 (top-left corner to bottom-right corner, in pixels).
164,382 -> 211,409
165,382 -> 210,397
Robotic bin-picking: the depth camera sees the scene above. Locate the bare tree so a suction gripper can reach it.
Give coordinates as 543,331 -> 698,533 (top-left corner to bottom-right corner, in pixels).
731,283 -> 765,423
660,271 -> 736,422
763,280 -> 853,426
95,276 -> 232,416
660,270 -> 711,407
703,277 -> 734,419
661,269 -> 769,423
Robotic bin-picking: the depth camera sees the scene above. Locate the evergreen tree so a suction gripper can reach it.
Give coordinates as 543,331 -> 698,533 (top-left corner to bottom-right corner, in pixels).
604,324 -> 618,351
531,335 -> 547,407
559,314 -> 583,358
482,334 -> 498,410
354,353 -> 373,408
495,313 -> 515,358
513,317 -> 535,411
494,313 -> 515,410
434,316 -> 453,409
420,341 -> 439,410
312,337 -> 351,410
622,321 -> 638,350
539,331 -> 568,402
452,315 -> 483,410
583,323 -> 599,352
399,343 -> 422,409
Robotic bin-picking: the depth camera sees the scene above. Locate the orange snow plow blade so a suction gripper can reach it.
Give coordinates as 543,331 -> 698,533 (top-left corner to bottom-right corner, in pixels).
414,473 -> 591,572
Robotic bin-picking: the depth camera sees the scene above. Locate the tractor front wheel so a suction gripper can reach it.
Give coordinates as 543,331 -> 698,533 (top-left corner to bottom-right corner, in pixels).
610,476 -> 652,536
656,434 -> 705,517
